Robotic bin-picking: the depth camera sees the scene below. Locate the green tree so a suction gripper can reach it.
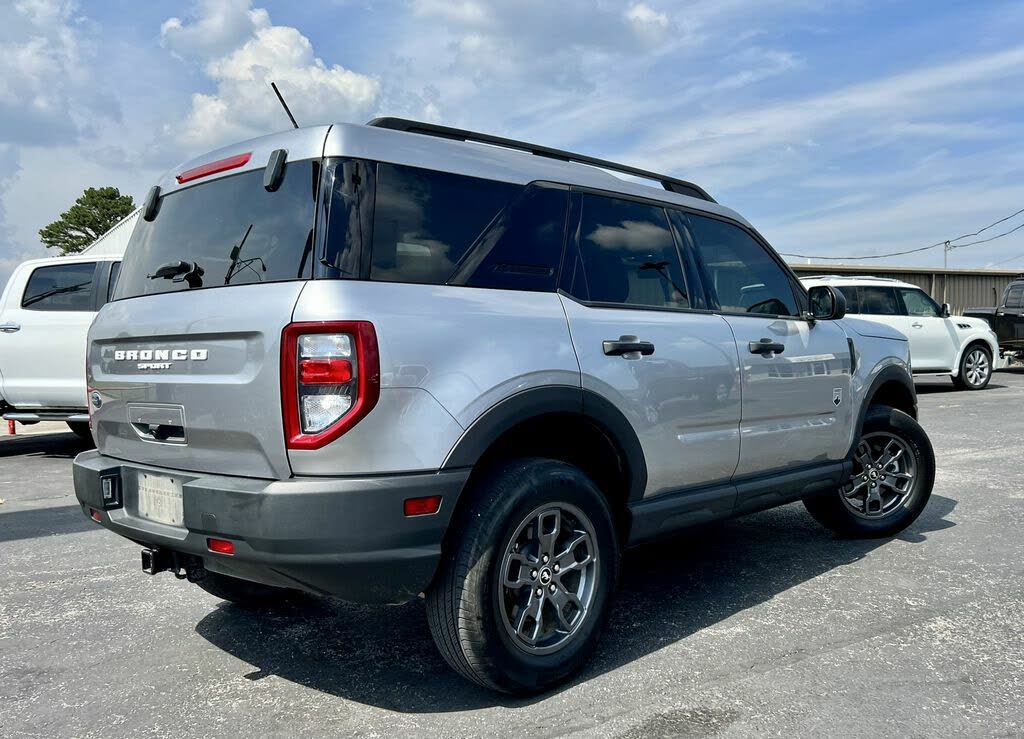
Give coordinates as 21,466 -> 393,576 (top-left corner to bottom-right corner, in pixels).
39,187 -> 135,254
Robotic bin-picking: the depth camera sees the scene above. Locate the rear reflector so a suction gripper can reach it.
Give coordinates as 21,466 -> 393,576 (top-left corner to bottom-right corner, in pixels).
89,508 -> 102,523
299,358 -> 353,385
404,495 -> 442,517
176,152 -> 252,184
207,538 -> 235,555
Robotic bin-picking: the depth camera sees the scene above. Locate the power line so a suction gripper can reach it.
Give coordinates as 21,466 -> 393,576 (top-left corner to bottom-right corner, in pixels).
779,206 -> 1024,261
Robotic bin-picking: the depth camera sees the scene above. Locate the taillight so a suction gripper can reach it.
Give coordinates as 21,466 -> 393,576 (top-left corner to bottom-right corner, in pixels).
281,322 -> 380,450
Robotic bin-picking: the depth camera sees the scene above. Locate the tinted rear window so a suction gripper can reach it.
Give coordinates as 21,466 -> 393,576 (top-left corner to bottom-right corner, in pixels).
21,262 -> 96,311
860,286 -> 900,315
115,161 -> 318,299
369,164 -> 519,284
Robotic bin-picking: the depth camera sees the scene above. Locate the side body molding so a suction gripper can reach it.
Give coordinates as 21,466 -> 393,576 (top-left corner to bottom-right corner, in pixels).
441,386 -> 648,502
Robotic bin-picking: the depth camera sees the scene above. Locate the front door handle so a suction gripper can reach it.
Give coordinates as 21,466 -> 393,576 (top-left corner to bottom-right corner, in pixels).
603,335 -> 655,357
748,337 -> 785,356
911,322 -> 923,328
0,322 -> 20,333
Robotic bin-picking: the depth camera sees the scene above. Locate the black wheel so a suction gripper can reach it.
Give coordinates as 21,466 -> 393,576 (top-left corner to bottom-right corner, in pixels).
68,421 -> 94,446
804,406 -> 935,538
952,344 -> 992,390
193,570 -> 297,608
426,458 -> 619,695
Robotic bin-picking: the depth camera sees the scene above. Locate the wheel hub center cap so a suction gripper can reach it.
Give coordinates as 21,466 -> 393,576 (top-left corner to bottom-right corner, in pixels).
868,469 -> 879,480
539,568 -> 552,585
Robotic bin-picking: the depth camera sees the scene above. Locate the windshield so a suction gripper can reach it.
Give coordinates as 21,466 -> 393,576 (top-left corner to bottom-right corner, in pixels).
114,160 -> 319,300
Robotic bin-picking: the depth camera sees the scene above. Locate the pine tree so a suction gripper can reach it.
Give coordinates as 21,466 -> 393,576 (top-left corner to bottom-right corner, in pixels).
39,187 -> 135,254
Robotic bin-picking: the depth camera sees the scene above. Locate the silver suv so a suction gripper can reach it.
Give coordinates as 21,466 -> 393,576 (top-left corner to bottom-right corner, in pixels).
73,119 -> 935,694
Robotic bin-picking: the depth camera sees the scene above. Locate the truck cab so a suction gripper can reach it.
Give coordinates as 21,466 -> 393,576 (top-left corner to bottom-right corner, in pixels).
0,254 -> 122,436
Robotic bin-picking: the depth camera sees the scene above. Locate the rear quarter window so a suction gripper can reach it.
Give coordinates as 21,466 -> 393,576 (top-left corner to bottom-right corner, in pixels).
21,262 -> 97,311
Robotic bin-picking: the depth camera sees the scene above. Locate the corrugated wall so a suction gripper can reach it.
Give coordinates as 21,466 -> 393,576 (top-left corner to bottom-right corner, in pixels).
791,264 -> 1024,314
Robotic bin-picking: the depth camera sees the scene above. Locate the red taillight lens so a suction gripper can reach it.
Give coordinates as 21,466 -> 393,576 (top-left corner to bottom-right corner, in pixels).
404,495 -> 443,517
281,322 -> 380,450
207,538 -> 235,555
176,152 -> 252,184
298,358 -> 353,385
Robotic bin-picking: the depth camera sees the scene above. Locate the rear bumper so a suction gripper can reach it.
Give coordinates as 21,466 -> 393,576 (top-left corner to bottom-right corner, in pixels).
72,450 -> 468,604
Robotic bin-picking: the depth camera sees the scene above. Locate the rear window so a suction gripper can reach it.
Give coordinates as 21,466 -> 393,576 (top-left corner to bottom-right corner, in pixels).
860,286 -> 900,315
834,285 -> 859,313
115,161 -> 318,299
21,262 -> 96,311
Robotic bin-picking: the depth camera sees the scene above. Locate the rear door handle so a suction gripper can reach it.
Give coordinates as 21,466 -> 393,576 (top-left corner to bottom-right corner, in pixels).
603,335 -> 655,357
748,337 -> 785,356
911,322 -> 923,328
0,322 -> 20,333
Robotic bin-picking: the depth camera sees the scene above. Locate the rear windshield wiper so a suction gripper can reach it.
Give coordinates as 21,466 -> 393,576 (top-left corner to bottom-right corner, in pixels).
147,260 -> 205,288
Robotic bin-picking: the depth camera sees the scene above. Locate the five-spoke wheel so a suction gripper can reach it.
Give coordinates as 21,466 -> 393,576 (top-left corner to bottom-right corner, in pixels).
842,432 -> 917,519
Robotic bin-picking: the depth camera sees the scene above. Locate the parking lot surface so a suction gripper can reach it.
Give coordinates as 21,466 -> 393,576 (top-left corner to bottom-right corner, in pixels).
2,373 -> 1023,738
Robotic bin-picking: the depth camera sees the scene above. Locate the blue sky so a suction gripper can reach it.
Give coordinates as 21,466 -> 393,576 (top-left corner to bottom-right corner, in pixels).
2,0 -> 1024,287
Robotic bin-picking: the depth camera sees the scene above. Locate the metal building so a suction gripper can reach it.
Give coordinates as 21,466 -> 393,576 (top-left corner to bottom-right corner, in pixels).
790,263 -> 1024,314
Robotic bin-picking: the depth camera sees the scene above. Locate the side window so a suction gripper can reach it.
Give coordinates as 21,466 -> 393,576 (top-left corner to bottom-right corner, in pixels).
370,163 -> 520,285
1005,286 -> 1023,308
859,286 -> 900,315
568,193 -> 689,309
835,285 -> 859,313
451,184 -> 568,292
684,213 -> 798,316
899,288 -> 940,317
21,263 -> 96,311
106,262 -> 121,303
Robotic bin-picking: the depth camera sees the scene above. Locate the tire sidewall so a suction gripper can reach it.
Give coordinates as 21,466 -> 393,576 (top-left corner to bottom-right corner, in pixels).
468,460 -> 619,693
959,344 -> 992,390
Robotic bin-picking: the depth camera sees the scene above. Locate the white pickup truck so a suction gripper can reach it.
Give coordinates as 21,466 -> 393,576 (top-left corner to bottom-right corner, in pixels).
0,253 -> 122,438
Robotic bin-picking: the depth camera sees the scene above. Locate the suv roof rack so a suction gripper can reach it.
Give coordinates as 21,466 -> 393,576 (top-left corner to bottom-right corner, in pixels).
367,117 -> 716,203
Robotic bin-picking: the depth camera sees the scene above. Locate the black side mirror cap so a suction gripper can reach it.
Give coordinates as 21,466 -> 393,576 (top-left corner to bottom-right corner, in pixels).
808,285 -> 847,321
941,302 -> 951,318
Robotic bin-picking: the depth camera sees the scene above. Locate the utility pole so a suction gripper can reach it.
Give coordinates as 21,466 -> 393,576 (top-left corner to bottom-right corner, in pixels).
943,240 -> 951,304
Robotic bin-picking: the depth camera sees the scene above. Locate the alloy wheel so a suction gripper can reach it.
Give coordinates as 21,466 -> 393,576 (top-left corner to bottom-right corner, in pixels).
963,348 -> 990,387
842,431 -> 917,519
498,503 -> 599,656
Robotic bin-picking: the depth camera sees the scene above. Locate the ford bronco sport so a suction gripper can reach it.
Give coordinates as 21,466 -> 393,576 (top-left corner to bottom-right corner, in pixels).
73,119 -> 935,695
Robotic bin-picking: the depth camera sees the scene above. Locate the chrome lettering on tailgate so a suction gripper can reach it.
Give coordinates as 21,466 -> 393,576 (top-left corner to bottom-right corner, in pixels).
112,348 -> 208,371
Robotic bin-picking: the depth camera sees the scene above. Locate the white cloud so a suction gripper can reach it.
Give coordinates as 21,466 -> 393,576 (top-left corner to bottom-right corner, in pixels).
625,3 -> 669,32
161,1 -> 380,151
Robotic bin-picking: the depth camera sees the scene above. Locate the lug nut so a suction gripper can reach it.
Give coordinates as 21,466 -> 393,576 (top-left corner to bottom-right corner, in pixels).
542,554 -> 549,563
553,564 -> 560,573
531,569 -> 538,579
535,587 -> 542,597
549,584 -> 556,593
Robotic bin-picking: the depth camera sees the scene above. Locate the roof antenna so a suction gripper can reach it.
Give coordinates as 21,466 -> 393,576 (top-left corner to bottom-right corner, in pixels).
270,81 -> 299,129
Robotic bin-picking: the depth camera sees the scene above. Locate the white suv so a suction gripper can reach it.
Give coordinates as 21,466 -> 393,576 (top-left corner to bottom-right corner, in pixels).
802,276 -> 999,390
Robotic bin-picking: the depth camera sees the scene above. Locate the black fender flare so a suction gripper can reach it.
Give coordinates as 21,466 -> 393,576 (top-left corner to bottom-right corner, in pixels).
849,365 -> 918,455
441,386 -> 648,502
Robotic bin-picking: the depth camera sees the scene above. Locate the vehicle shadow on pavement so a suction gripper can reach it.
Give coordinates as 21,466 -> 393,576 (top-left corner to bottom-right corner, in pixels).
194,495 -> 957,712
0,432 -> 91,459
0,504 -> 96,543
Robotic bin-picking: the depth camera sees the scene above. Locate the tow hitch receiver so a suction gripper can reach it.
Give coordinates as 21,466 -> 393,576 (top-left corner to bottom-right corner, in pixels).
141,547 -> 205,581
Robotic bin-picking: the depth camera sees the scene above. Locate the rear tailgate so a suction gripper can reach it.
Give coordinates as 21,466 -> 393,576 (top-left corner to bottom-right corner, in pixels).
89,283 -> 303,478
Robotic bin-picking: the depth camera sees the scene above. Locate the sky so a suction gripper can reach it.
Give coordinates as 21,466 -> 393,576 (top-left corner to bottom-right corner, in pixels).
2,0 -> 1024,288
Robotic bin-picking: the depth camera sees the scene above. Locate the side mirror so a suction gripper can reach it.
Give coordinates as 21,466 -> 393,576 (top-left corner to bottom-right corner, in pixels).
808,285 -> 847,321
941,302 -> 951,318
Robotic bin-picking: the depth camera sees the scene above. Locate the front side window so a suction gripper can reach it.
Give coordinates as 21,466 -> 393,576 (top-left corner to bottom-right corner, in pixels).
899,288 -> 941,317
21,263 -> 96,311
369,164 -> 519,285
859,286 -> 900,315
684,213 -> 798,316
567,193 -> 689,309
115,161 -> 319,299
1005,285 -> 1023,309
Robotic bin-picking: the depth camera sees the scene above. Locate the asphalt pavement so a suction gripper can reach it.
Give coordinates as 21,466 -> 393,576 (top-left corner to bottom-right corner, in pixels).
2,373 -> 1023,738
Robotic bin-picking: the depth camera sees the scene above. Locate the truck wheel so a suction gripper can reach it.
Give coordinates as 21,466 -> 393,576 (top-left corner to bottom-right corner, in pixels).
67,422 -> 94,446
194,570 -> 297,608
952,344 -> 992,390
426,458 -> 619,695
804,406 -> 935,538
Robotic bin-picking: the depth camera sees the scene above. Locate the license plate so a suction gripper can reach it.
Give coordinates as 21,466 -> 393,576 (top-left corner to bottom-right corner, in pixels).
137,472 -> 184,526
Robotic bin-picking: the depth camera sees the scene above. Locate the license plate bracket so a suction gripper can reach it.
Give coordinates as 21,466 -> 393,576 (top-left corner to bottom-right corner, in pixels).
137,472 -> 184,526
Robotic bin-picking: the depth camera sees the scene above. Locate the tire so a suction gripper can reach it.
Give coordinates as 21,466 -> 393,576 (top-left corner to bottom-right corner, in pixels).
426,458 -> 619,695
68,421 -> 94,446
804,406 -> 935,538
193,570 -> 297,608
952,344 -> 992,390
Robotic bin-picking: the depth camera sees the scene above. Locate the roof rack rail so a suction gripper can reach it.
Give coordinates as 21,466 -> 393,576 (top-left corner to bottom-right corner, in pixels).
366,117 -> 716,203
